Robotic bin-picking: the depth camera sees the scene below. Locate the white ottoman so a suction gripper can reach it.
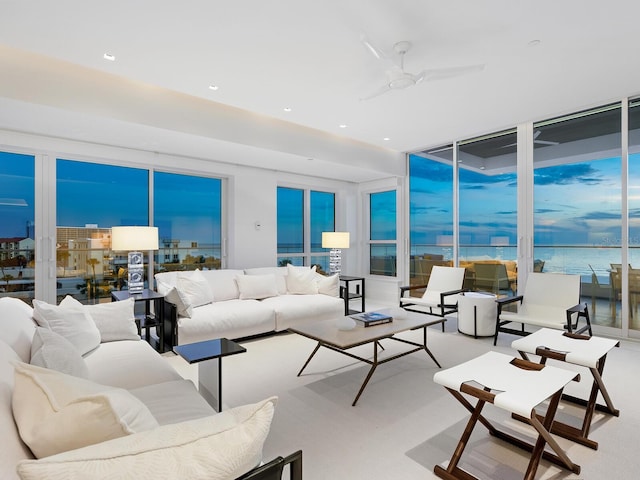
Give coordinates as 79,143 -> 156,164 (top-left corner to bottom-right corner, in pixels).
457,291 -> 497,337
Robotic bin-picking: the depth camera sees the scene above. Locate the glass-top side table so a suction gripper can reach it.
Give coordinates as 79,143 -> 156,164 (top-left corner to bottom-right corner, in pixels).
173,338 -> 247,412
111,288 -> 165,352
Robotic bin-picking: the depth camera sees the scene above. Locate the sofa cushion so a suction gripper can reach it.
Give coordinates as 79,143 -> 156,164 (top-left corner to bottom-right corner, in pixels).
0,340 -> 34,480
83,340 -> 183,390
244,267 -> 288,294
235,274 -> 278,300
261,293 -> 344,331
317,273 -> 340,297
0,297 -> 36,362
199,269 -> 244,301
178,299 -> 275,345
16,397 -> 277,480
60,296 -> 139,343
129,379 -> 215,426
32,299 -> 101,356
12,362 -> 159,459
30,327 -> 89,379
286,264 -> 318,295
177,269 -> 214,313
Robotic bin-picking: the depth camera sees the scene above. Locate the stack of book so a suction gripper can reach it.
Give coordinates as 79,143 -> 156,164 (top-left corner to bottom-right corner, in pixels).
350,311 -> 393,327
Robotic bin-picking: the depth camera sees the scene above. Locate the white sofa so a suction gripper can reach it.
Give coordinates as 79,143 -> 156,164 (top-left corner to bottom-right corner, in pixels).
155,265 -> 344,346
0,296 -> 278,480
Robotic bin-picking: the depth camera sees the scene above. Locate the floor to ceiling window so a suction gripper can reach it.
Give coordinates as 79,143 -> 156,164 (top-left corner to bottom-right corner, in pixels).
533,104 -> 622,328
628,98 -> 640,331
277,186 -> 335,271
408,148 -> 454,287
369,190 -> 397,276
458,130 -> 518,295
0,152 -> 35,303
56,159 -> 149,304
154,172 -> 222,274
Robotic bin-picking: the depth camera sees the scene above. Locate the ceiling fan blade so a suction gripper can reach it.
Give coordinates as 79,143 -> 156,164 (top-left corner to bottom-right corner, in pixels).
419,64 -> 485,82
359,84 -> 392,101
360,35 -> 389,61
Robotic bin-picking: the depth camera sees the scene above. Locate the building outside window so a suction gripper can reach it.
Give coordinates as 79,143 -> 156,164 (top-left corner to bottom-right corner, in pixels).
0,152 -> 35,303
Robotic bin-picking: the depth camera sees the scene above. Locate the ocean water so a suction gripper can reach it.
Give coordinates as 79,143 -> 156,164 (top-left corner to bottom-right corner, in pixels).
413,245 -> 640,278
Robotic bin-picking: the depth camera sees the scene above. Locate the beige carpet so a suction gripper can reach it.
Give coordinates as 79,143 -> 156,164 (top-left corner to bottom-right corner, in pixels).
164,315 -> 640,480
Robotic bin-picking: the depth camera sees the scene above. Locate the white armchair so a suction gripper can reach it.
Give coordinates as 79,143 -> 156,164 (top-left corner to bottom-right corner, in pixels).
494,272 -> 592,345
399,266 -> 466,331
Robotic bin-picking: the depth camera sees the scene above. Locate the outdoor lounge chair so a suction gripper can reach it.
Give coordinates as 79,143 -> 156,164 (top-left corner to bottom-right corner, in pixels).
494,272 -> 592,345
236,450 -> 303,480
399,265 -> 466,331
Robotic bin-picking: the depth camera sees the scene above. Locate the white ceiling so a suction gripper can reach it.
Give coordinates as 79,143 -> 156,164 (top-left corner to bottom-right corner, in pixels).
1,0 -> 639,182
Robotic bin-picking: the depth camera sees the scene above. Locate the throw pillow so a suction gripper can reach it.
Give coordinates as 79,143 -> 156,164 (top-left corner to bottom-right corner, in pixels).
12,362 -> 159,459
32,299 -> 101,356
177,269 -> 214,316
317,273 -> 340,297
30,327 -> 89,378
16,396 -> 277,480
60,296 -> 139,343
156,277 -> 192,317
286,264 -> 319,295
235,274 -> 279,300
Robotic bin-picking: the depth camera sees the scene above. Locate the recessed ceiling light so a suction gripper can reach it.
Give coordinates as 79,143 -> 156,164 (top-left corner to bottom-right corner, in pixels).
383,137 -> 390,141
103,53 -> 115,61
283,107 -> 292,112
208,84 -> 219,91
339,124 -> 348,129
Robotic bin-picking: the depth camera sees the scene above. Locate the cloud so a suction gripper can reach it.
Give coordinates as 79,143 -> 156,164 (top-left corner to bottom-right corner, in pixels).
534,163 -> 603,186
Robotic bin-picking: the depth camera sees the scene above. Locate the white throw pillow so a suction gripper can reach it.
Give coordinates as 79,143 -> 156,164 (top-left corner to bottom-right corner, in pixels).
235,274 -> 279,300
286,264 -> 319,295
32,299 -> 101,356
12,362 -> 159,459
16,396 -> 277,480
30,327 -> 89,378
156,277 -> 192,317
60,296 -> 139,343
317,273 -> 340,297
177,270 -> 214,316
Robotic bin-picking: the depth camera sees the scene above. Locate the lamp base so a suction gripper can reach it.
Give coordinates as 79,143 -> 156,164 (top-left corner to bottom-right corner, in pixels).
127,251 -> 144,294
329,248 -> 342,275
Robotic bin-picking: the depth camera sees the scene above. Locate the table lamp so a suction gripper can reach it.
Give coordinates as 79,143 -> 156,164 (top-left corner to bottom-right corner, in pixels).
111,226 -> 159,294
322,231 -> 350,274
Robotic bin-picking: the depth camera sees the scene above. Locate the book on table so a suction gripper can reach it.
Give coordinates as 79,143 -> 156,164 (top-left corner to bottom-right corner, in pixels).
350,311 -> 393,327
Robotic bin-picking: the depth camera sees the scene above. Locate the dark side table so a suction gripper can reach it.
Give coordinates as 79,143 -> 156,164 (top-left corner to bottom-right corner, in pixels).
339,275 -> 365,315
111,289 -> 165,352
173,338 -> 247,412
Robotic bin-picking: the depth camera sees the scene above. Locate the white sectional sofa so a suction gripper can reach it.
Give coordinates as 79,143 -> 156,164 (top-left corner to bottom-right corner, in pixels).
155,265 -> 344,346
0,296 -> 278,480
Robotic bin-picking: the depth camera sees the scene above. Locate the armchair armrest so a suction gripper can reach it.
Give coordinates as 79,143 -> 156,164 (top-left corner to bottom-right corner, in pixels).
399,284 -> 428,297
440,288 -> 466,308
567,303 -> 587,314
236,450 -> 303,480
496,295 -> 523,313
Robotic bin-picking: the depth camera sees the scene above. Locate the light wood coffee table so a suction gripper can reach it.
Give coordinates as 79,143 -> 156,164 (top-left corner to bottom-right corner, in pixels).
289,313 -> 445,406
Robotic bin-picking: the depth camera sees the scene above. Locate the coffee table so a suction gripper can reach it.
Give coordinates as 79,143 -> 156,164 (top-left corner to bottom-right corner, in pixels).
289,313 -> 445,406
173,338 -> 246,412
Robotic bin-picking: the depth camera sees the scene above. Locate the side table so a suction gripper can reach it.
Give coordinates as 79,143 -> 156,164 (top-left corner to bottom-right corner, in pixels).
457,291 -> 497,338
173,338 -> 247,412
111,289 -> 165,352
339,275 -> 365,315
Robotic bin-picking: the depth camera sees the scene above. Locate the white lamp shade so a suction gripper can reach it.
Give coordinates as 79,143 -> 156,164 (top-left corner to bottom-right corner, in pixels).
111,226 -> 159,251
322,232 -> 350,249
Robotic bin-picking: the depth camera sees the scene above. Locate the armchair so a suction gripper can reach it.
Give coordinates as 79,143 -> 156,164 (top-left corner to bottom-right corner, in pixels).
237,451 -> 303,480
494,272 -> 592,345
399,266 -> 466,331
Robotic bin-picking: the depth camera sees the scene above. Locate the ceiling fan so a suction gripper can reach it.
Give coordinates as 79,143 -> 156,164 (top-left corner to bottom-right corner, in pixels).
360,38 -> 484,101
501,130 -> 560,148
